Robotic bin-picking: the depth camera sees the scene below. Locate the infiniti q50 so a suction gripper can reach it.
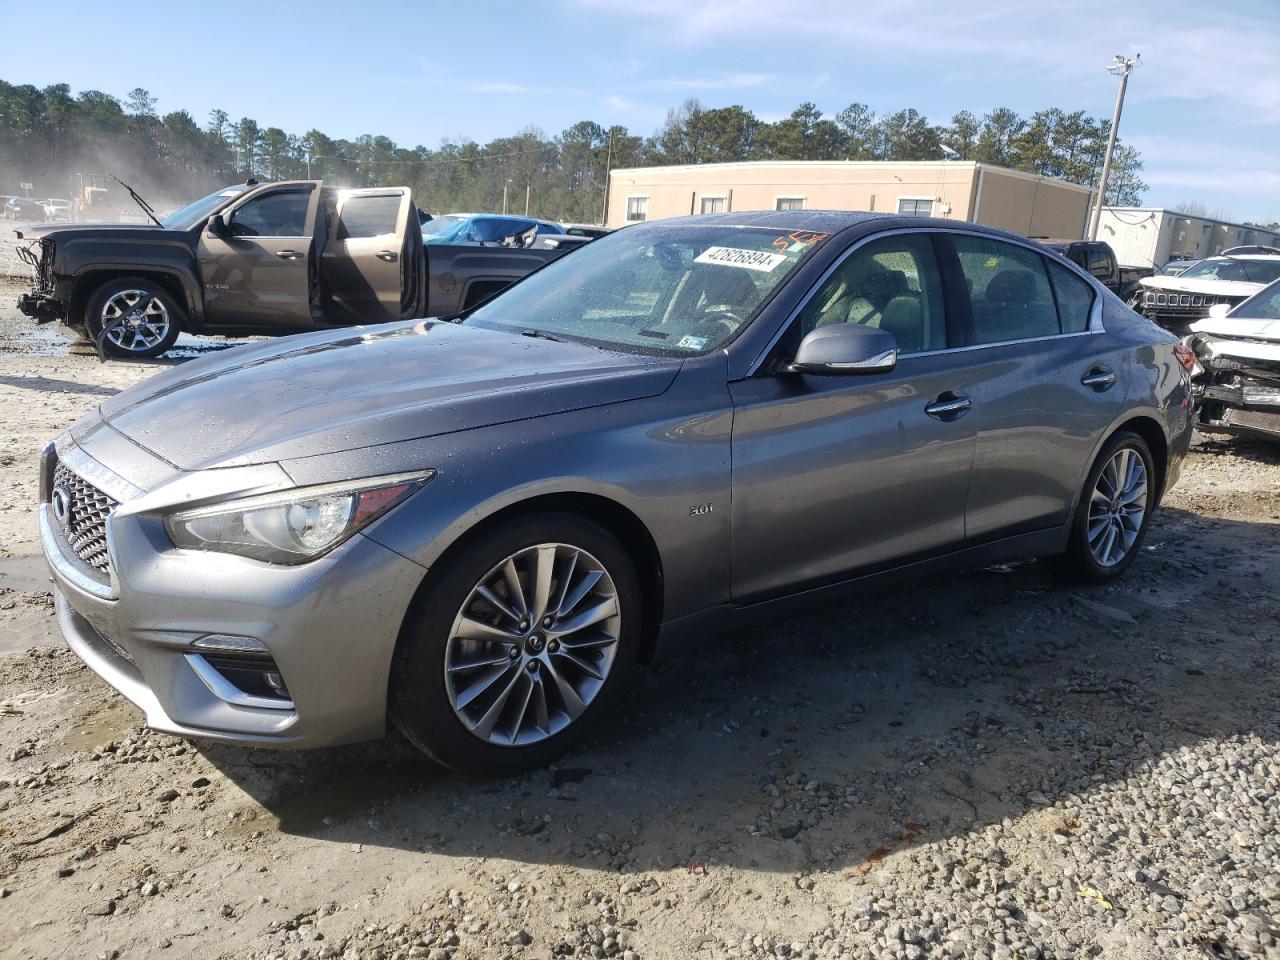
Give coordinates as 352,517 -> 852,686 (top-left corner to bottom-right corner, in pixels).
39,212 -> 1193,774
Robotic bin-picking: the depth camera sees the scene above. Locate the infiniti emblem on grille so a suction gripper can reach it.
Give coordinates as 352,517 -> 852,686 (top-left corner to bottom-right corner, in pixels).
51,484 -> 73,530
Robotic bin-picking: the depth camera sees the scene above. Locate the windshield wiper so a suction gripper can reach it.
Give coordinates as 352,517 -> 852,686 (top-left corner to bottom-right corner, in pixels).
109,174 -> 164,228
520,328 -> 566,343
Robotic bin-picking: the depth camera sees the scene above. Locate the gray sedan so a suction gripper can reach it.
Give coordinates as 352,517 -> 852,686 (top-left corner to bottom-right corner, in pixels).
39,211 -> 1194,774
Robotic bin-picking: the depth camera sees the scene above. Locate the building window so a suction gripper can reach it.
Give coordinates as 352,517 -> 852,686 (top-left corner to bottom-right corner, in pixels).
700,196 -> 726,214
897,197 -> 933,216
775,197 -> 806,211
626,196 -> 648,222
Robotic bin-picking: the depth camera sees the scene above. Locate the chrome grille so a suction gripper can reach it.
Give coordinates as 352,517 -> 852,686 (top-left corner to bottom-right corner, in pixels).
51,462 -> 118,574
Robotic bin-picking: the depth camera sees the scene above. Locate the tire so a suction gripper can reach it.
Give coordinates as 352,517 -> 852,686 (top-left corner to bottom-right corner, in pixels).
84,276 -> 183,359
390,513 -> 642,775
1048,430 -> 1157,583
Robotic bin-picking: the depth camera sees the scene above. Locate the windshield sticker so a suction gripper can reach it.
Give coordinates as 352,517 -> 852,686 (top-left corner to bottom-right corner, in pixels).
695,246 -> 789,272
677,334 -> 710,350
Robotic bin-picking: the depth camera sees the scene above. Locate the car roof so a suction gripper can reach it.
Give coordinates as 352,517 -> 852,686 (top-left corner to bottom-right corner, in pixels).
646,211 -> 1070,249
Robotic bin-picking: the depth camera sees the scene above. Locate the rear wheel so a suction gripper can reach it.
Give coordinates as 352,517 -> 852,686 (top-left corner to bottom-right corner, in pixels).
1048,430 -> 1156,582
84,277 -> 183,359
390,513 -> 641,775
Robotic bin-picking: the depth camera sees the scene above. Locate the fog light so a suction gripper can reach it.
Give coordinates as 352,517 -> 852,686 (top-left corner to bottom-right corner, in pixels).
192,634 -> 268,654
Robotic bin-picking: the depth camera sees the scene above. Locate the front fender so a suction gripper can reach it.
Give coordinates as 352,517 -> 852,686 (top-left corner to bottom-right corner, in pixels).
277,361 -> 736,623
56,237 -> 204,329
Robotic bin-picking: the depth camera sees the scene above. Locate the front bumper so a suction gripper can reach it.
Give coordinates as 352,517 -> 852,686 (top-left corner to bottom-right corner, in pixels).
16,292 -> 64,324
1190,352 -> 1280,442
41,438 -> 429,749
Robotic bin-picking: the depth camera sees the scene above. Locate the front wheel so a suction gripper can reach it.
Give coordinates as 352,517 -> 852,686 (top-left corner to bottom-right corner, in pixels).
84,277 -> 183,359
390,513 -> 641,775
1048,431 -> 1156,583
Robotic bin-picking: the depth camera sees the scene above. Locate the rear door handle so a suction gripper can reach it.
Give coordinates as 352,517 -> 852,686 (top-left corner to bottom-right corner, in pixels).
274,250 -> 303,261
376,250 -> 398,262
924,393 -> 972,421
1081,366 -> 1117,391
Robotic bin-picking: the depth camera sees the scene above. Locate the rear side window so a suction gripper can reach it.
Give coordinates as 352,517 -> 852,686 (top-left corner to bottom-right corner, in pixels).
1085,246 -> 1112,279
337,194 -> 402,239
1047,260 -> 1096,333
794,233 -> 947,354
229,191 -> 310,237
954,236 -> 1059,344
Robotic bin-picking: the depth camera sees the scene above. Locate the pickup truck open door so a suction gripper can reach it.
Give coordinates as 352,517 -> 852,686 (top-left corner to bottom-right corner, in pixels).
319,187 -> 426,325
196,181 -> 323,332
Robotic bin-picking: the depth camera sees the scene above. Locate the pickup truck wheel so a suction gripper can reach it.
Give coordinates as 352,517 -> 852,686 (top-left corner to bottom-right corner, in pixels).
390,513 -> 641,775
85,277 -> 182,359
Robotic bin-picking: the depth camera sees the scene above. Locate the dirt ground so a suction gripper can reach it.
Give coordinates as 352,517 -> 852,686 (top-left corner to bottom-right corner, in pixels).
0,271 -> 1276,960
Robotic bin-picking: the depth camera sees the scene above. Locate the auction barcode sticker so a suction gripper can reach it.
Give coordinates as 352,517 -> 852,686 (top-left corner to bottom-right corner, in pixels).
694,246 -> 788,272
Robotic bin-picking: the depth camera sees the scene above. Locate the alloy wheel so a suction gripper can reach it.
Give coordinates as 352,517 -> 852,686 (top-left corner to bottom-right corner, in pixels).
101,289 -> 171,353
444,543 -> 622,746
1087,447 -> 1148,567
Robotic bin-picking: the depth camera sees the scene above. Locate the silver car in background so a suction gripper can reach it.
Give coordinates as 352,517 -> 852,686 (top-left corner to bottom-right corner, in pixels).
39,212 -> 1194,774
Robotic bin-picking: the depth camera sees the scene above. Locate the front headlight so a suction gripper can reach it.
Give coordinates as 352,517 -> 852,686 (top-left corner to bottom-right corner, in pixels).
164,471 -> 433,564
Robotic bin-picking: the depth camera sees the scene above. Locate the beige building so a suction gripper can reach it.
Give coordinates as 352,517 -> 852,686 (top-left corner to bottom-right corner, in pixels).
1098,207 -> 1280,267
606,160 -> 1094,238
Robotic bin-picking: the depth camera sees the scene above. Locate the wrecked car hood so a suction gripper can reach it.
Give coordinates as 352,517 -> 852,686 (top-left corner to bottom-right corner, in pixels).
1190,316 -> 1280,363
1139,275 -> 1263,298
14,223 -> 171,241
98,320 -> 680,470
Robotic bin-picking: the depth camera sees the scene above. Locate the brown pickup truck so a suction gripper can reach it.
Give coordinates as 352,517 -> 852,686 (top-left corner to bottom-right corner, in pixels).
15,180 -> 581,359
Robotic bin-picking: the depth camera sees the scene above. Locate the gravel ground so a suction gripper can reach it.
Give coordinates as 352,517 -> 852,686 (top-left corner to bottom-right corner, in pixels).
0,274 -> 1277,960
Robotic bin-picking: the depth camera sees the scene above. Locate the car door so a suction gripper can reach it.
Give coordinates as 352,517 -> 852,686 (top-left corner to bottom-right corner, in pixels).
729,231 -> 982,601
946,233 -> 1125,541
196,181 -> 321,330
319,187 -> 426,325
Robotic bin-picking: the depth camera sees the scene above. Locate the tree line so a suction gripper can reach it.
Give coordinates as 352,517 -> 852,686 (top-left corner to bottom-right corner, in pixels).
0,79 -> 1148,224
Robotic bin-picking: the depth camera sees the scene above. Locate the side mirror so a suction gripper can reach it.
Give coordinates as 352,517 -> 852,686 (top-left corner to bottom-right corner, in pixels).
207,214 -> 228,238
1207,303 -> 1231,319
787,324 -> 898,375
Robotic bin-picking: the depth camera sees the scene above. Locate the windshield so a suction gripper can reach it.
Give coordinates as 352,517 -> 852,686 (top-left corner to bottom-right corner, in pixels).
1232,279 -> 1280,320
1180,257 -> 1280,285
421,214 -> 465,241
465,223 -> 825,356
160,186 -> 247,230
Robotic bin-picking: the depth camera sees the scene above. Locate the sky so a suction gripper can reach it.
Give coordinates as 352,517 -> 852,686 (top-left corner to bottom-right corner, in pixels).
6,0 -> 1279,223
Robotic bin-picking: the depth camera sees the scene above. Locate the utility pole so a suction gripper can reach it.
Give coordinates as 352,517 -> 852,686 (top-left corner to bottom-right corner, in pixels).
502,179 -> 512,215
600,128 -> 614,226
1088,53 -> 1140,241
524,182 -> 530,216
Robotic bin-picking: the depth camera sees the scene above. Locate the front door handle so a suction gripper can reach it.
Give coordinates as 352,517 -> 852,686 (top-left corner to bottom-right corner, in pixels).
376,250 -> 399,262
1081,366 -> 1117,391
924,393 -> 972,421
274,250 -> 303,261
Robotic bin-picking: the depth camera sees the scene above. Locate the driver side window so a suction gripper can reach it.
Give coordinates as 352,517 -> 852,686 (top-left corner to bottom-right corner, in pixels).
793,234 -> 947,355
229,190 -> 311,238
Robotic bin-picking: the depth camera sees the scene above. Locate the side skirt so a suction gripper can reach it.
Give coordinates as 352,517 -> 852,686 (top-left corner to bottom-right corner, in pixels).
650,525 -> 1069,662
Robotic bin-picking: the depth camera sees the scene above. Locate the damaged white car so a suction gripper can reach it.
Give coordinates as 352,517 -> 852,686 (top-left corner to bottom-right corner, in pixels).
1138,252 -> 1280,331
1185,278 -> 1280,442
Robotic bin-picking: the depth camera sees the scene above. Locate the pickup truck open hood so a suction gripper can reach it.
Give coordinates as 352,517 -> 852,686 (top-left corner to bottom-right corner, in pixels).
15,223 -> 170,241
98,320 -> 681,470
1139,275 -> 1263,298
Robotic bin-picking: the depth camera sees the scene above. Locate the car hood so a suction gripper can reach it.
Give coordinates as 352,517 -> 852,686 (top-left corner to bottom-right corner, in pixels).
15,222 -> 170,241
1139,275 -> 1263,298
98,320 -> 681,470
1190,316 -> 1280,363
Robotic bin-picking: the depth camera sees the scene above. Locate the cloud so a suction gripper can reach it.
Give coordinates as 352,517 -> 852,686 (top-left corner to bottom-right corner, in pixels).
633,72 -> 777,93
560,0 -> 1280,122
